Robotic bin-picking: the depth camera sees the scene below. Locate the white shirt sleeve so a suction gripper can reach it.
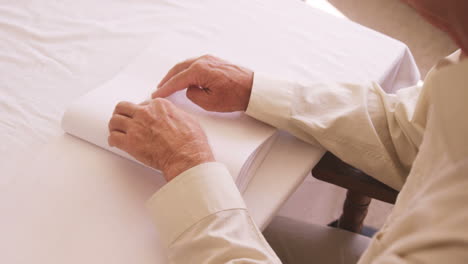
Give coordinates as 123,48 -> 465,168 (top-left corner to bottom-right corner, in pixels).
246,73 -> 426,191
146,162 -> 282,264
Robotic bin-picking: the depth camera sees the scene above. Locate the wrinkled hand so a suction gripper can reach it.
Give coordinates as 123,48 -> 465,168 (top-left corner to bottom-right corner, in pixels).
108,98 -> 214,181
152,55 -> 253,112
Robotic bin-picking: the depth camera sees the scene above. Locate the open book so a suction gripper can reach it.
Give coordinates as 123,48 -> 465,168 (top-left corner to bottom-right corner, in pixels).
61,48 -> 277,192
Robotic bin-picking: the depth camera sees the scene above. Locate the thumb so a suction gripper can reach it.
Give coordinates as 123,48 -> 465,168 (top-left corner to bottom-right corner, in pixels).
186,86 -> 215,111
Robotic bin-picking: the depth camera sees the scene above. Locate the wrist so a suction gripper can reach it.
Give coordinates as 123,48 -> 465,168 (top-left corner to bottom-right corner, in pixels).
162,150 -> 215,182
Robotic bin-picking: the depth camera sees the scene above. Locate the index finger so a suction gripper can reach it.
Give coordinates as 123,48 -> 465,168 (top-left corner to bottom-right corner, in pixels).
152,66 -> 196,98
157,57 -> 198,89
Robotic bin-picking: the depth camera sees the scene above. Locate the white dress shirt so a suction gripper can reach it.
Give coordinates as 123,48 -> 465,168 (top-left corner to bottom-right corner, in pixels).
147,50 -> 468,263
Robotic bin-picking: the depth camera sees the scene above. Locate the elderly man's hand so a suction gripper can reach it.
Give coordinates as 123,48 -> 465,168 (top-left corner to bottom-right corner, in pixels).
108,98 -> 214,182
152,55 -> 253,112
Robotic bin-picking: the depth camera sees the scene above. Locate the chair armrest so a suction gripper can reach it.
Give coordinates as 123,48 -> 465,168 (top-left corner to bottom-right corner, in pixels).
312,152 -> 398,204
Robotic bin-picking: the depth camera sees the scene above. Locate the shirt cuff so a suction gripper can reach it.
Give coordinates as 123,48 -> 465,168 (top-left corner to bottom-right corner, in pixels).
246,72 -> 295,129
146,162 -> 247,248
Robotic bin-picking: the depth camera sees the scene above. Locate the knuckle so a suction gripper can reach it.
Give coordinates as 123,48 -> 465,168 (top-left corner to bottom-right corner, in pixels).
160,98 -> 171,105
109,116 -> 118,127
201,54 -> 214,60
140,107 -> 153,117
153,97 -> 165,103
192,61 -> 205,71
115,101 -> 131,112
116,101 -> 128,108
134,107 -> 148,118
114,104 -> 122,113
152,98 -> 168,108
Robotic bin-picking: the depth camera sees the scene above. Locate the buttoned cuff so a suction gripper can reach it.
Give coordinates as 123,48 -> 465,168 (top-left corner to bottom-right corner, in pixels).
146,162 -> 246,248
246,72 -> 295,129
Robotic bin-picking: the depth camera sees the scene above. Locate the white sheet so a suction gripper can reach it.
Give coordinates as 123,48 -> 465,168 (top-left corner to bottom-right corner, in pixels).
0,0 -> 420,262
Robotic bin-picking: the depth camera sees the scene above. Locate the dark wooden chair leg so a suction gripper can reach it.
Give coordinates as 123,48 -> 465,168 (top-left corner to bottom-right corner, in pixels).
336,190 -> 371,233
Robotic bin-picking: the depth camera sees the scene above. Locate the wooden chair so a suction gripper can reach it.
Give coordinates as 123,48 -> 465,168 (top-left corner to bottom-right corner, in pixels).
311,152 -> 399,234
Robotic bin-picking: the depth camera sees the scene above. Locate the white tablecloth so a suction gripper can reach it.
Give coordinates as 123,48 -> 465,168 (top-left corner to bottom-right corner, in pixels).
0,0 -> 419,262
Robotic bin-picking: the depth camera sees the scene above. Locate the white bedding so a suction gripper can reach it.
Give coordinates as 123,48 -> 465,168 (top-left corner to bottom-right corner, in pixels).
0,0 -> 420,262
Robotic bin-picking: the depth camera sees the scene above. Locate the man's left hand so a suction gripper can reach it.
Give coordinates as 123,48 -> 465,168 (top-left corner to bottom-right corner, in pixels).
108,98 -> 214,182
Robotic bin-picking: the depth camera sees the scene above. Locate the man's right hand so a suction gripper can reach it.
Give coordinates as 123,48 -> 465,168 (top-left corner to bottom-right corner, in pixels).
152,55 -> 254,113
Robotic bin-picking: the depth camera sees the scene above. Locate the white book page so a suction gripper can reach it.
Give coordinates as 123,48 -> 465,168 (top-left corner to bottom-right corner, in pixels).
62,45 -> 277,184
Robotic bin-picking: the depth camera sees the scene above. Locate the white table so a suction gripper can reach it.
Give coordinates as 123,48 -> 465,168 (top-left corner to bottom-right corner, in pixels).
0,0 -> 419,262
